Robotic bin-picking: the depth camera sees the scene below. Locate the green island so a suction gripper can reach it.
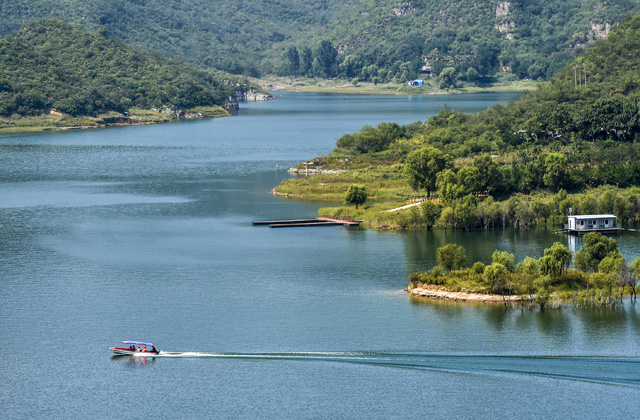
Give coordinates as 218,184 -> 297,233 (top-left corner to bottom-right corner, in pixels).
273,13 -> 640,306
0,20 -> 267,133
408,234 -> 639,308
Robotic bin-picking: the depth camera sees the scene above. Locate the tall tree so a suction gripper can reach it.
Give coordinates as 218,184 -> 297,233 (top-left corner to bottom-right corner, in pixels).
286,47 -> 300,75
404,146 -> 453,197
316,40 -> 337,78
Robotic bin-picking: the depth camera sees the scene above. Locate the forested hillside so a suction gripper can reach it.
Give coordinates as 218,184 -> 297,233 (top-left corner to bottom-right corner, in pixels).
0,20 -> 249,117
314,0 -> 640,82
0,0 -> 359,76
1,0 -> 638,83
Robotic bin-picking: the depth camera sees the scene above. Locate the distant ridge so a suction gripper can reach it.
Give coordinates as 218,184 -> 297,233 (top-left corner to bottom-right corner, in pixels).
0,0 -> 639,82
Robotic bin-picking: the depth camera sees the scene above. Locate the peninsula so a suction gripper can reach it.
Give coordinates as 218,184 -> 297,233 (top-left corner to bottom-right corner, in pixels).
273,13 -> 640,232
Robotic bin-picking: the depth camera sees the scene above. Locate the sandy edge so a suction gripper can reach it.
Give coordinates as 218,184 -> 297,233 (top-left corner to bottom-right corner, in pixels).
407,285 -> 522,303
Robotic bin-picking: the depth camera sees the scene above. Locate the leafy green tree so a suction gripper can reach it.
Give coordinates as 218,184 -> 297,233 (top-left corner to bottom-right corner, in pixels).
598,251 -> 626,301
574,232 -> 618,272
454,198 -> 477,230
628,257 -> 640,299
457,166 -> 481,195
517,256 -> 539,274
484,262 -> 507,294
439,206 -> 455,228
316,40 -> 337,78
539,242 -> 573,280
340,55 -> 362,79
492,250 -> 515,272
404,146 -> 453,196
436,169 -> 464,202
543,153 -> 569,191
466,67 -> 480,82
300,46 -> 313,75
286,47 -> 300,75
436,243 -> 467,272
473,154 -> 501,193
344,184 -> 367,209
420,201 -> 441,229
531,200 -> 551,223
439,67 -> 457,89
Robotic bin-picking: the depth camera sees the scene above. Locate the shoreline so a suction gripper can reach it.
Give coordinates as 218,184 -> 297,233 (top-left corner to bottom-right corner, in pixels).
0,104 -> 233,134
407,285 -> 522,304
255,77 -> 541,96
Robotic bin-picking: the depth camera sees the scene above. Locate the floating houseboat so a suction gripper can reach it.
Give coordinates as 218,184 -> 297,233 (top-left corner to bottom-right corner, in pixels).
565,214 -> 621,234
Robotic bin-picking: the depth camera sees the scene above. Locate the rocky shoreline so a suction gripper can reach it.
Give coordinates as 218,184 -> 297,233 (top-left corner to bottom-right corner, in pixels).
407,285 -> 522,303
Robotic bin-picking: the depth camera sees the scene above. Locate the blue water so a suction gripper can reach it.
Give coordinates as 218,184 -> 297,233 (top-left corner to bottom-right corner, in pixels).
1,92 -> 639,419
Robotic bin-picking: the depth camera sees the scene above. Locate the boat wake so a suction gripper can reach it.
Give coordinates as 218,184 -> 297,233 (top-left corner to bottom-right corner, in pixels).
138,351 -> 640,388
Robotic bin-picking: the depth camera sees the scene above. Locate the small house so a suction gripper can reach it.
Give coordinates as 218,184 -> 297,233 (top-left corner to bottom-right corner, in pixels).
565,214 -> 620,234
407,79 -> 424,86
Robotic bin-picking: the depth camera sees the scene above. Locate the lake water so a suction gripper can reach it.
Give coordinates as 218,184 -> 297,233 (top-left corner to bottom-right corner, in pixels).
1,92 -> 639,419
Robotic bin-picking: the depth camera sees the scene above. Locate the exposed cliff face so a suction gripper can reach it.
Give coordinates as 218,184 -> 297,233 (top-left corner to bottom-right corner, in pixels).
235,88 -> 272,101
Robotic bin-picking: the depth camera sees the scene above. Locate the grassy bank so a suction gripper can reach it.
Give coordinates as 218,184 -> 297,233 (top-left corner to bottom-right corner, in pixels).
0,106 -> 229,133
255,76 -> 541,95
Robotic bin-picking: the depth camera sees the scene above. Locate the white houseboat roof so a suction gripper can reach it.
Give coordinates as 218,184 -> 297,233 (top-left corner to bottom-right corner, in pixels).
568,214 -> 616,219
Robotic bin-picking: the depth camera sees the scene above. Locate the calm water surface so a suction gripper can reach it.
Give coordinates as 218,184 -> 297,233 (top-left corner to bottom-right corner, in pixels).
1,92 -> 639,419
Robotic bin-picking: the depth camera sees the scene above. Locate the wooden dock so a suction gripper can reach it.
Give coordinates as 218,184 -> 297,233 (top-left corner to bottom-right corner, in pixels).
253,216 -> 361,228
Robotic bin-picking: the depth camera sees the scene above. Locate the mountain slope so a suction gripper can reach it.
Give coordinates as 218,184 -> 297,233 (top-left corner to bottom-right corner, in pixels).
320,0 -> 640,80
1,0 -> 639,82
0,20 -> 248,116
0,0 -> 360,75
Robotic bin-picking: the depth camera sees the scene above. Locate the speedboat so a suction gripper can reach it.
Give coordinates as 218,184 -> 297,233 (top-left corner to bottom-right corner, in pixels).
110,341 -> 160,356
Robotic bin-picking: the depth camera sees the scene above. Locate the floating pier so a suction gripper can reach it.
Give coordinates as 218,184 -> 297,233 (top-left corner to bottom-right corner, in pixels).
253,216 -> 361,228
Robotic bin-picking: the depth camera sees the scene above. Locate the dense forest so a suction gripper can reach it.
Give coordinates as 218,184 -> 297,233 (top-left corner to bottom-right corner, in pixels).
0,20 -> 251,117
314,0 -> 640,82
276,12 -> 640,229
0,0 -> 359,76
1,0 -> 639,83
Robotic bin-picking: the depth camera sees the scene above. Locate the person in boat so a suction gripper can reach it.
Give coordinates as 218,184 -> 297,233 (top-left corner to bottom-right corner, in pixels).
151,346 -> 158,353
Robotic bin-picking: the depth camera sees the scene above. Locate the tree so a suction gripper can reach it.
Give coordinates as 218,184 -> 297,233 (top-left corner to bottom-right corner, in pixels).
492,250 -> 515,271
466,67 -> 480,82
344,184 -> 367,209
286,47 -> 300,75
436,243 -> 467,272
454,197 -> 478,230
439,67 -> 457,89
543,153 -> 569,191
316,40 -> 337,78
531,200 -> 551,224
539,242 -> 573,280
574,232 -> 618,272
436,169 -> 464,202
456,166 -> 481,195
473,154 -> 501,193
420,201 -> 441,229
404,146 -> 453,196
628,257 -> 640,300
483,262 -> 508,296
300,46 -> 313,75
